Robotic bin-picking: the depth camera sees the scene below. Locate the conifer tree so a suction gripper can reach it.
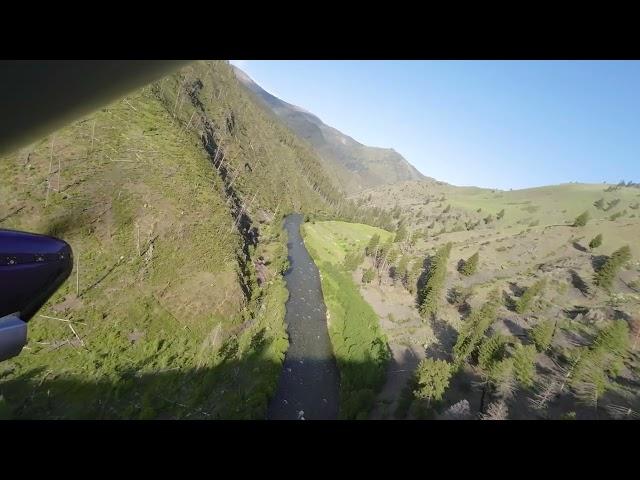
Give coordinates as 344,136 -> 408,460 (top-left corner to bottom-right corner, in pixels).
573,211 -> 590,227
365,234 -> 380,257
413,358 -> 453,406
529,319 -> 555,352
452,296 -> 500,367
513,343 -> 537,387
419,243 -> 452,319
394,222 -> 408,243
594,245 -> 632,290
460,251 -> 479,276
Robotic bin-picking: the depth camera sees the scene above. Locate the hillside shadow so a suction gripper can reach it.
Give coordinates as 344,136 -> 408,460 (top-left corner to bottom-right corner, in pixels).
502,318 -> 529,341
508,282 -> 524,297
415,256 -> 432,307
446,287 -> 471,316
503,290 -> 517,312
563,305 -> 589,320
439,366 -> 485,419
42,208 -> 89,238
569,269 -> 590,296
426,318 -> 457,361
0,337 -> 396,421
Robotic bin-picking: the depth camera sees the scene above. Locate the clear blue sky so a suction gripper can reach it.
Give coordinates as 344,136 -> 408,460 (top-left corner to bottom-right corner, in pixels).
231,60 -> 640,190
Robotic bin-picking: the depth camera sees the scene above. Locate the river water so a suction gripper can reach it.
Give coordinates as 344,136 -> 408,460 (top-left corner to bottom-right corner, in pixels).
266,214 -> 340,420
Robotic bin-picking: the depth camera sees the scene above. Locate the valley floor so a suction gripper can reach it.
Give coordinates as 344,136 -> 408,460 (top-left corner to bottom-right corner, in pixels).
302,211 -> 640,420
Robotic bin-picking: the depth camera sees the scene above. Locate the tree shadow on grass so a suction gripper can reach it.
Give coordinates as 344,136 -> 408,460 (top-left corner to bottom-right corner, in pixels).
426,318 -> 457,362
503,290 -> 517,312
502,318 -> 530,342
591,255 -> 609,272
414,255 -> 432,308
572,241 -> 588,253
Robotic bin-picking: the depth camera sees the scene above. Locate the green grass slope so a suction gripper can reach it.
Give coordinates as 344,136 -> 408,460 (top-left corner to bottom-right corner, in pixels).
0,60 -> 347,419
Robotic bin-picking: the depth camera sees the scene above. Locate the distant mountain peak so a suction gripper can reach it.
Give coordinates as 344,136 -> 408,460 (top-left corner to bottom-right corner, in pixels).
232,65 -> 425,193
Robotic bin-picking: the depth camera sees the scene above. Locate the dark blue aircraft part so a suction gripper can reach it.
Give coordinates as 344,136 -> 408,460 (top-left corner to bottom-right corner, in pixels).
0,229 -> 73,321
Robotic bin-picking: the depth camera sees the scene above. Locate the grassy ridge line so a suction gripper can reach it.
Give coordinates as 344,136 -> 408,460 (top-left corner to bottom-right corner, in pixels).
302,221 -> 390,419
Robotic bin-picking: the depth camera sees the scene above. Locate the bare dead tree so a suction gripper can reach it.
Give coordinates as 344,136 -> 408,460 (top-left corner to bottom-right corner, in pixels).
182,111 -> 196,135
136,222 -> 141,256
439,399 -> 472,420
530,378 -> 559,411
76,252 -> 80,296
480,400 -> 509,420
44,135 -> 55,207
605,403 -> 640,420
90,120 -> 96,154
57,152 -> 62,192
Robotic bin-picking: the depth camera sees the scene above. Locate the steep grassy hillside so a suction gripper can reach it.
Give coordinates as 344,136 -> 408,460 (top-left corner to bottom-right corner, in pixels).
233,66 -> 425,193
0,61 -> 347,419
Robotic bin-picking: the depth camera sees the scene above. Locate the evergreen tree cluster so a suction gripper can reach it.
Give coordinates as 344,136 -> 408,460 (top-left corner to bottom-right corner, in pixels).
452,295 -> 500,367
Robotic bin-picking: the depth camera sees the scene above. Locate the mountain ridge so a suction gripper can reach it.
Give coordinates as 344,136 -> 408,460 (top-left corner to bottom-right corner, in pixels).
232,65 -> 427,193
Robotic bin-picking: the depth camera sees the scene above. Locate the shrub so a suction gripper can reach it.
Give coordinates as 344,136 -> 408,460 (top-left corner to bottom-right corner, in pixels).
589,234 -> 603,250
573,211 -> 590,227
362,268 -> 375,284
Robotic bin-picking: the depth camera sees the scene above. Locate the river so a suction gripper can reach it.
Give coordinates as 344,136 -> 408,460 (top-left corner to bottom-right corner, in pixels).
266,213 -> 340,420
